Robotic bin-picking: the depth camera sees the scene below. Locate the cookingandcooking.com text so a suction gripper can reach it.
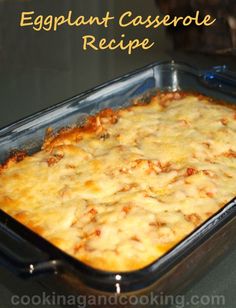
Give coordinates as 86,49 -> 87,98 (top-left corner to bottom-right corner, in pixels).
19,10 -> 216,54
11,292 -> 225,308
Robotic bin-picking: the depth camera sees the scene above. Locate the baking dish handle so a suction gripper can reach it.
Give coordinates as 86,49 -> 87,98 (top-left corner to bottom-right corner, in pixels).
201,65 -> 236,96
0,220 -> 60,276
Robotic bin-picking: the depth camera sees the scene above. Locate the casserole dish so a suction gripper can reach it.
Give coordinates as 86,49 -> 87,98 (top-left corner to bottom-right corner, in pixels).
0,61 -> 236,299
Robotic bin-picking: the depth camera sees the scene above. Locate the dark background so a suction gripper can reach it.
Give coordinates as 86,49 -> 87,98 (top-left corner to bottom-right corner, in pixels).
0,0 -> 236,307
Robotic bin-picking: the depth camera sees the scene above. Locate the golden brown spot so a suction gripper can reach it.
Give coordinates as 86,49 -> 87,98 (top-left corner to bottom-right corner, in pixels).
220,118 -> 228,126
159,92 -> 185,107
95,229 -> 101,236
14,212 -> 27,221
131,236 -> 141,242
27,223 -> 44,235
158,161 -> 172,173
185,213 -> 202,226
147,160 -> 159,174
99,108 -> 118,124
1,150 -> 27,169
202,142 -> 211,148
206,191 -> 214,198
224,150 -> 236,158
149,221 -> 166,228
47,154 -> 63,166
74,243 -> 84,253
88,208 -> 97,215
186,167 -> 197,176
84,180 -> 100,192
122,205 -> 132,214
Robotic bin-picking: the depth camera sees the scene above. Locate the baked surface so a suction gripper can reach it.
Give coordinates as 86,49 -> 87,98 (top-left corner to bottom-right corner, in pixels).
1,92 -> 236,271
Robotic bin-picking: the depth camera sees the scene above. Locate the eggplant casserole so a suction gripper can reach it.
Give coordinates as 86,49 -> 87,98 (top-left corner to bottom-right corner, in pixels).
0,92 -> 236,271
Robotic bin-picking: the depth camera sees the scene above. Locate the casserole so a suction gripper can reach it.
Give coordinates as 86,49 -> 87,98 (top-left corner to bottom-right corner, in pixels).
1,91 -> 236,274
0,62 -> 235,296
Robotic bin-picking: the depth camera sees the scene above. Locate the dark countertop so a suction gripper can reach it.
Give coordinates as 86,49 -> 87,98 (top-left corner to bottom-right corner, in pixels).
0,1 -> 236,307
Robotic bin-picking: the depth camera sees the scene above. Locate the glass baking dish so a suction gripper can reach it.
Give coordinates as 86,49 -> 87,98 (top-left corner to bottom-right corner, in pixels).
0,61 -> 236,298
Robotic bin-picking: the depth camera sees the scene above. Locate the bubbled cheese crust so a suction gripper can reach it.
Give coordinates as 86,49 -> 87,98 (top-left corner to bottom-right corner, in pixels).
1,92 -> 236,272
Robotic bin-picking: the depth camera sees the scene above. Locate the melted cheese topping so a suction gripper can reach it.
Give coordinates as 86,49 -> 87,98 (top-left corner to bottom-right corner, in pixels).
1,92 -> 236,272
